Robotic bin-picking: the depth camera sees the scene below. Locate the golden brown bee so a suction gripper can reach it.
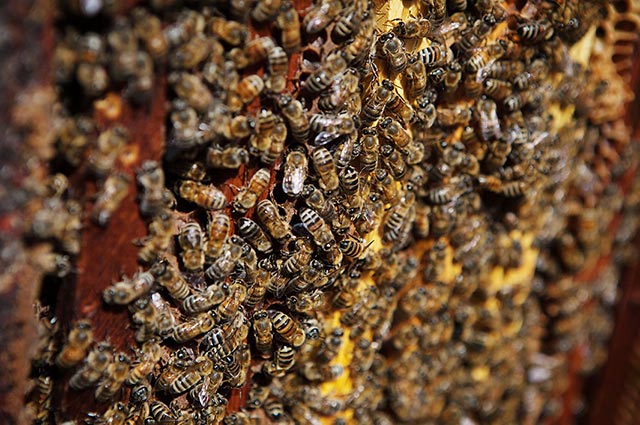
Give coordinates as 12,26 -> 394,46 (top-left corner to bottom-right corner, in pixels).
95,352 -> 130,402
252,310 -> 274,359
378,117 -> 411,148
343,10 -> 375,64
216,284 -> 247,323
242,36 -> 276,67
361,79 -> 394,124
76,62 -> 109,97
235,74 -> 265,105
169,355 -> 213,394
169,72 -> 214,112
98,401 -> 128,425
516,19 -> 554,44
233,168 -> 271,213
311,148 -> 340,193
238,217 -> 272,254
207,146 -> 251,169
256,199 -> 291,240
150,259 -> 190,302
88,126 -> 128,178
126,340 -> 162,385
487,59 -> 525,80
276,6 -> 301,53
261,120 -> 287,164
417,42 -> 448,66
277,94 -> 310,142
281,238 -> 314,275
136,160 -> 174,217
465,40 -> 507,76
55,319 -> 93,368
68,341 -> 111,390
251,0 -> 283,22
177,180 -> 227,210
181,284 -> 226,315
178,221 -> 205,271
455,13 -> 495,56
476,97 -> 501,142
103,270 -> 154,305
264,344 -> 296,377
172,312 -> 216,343
280,151 -> 308,197
483,77 -> 512,100
339,234 -> 370,259
310,113 -> 356,146
132,8 -> 168,60
392,15 -> 431,39
205,236 -> 244,280
170,33 -> 211,69
287,289 -> 324,315
269,310 -> 306,348
204,212 -> 230,260
303,51 -> 347,95
383,192 -> 416,244
266,46 -> 288,93
303,0 -> 341,34
92,172 -> 130,226
378,32 -> 408,73
150,400 -> 176,423
319,68 -> 360,113
190,368 -> 224,408
208,16 -> 248,46
436,104 -> 472,127
300,207 -> 337,252
137,210 -> 175,264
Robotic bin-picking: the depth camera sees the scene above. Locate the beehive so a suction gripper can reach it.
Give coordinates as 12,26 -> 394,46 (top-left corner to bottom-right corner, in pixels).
7,0 -> 640,424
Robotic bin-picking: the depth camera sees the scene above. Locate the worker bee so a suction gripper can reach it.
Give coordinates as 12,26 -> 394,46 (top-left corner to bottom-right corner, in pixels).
465,40 -> 507,77
310,113 -> 356,146
181,284 -> 227,315
487,59 -> 525,80
209,17 -> 248,46
339,234 -> 370,259
236,74 -> 265,105
383,192 -> 416,244
216,283 -> 247,322
479,175 -> 528,197
150,400 -> 176,423
311,148 -> 340,193
150,259 -> 190,302
266,46 -> 288,93
177,180 -> 227,210
95,352 -> 130,402
315,328 -> 344,363
169,355 -> 213,394
483,78 -> 512,100
178,221 -> 205,271
436,104 -> 471,127
280,150 -> 308,197
172,312 -> 216,343
269,310 -> 306,348
516,19 -> 554,44
126,340 -> 162,385
303,0 -> 341,34
237,217 -> 272,254
136,161 -> 174,217
69,342 -> 111,390
417,42 -> 448,66
189,367 -> 224,408
392,15 -> 431,39
205,235 -> 244,281
476,97 -> 501,142
261,119 -> 287,165
207,146 -> 251,169
256,199 -> 291,240
378,117 -> 411,148
455,13 -> 496,56
277,94 -> 310,142
343,11 -> 375,65
205,212 -> 230,260
287,289 -> 324,315
136,210 -> 173,263
221,343 -> 251,387
252,0 -> 283,22
378,32 -> 407,73
169,72 -> 214,113
245,269 -> 270,309
132,8 -> 168,60
96,401 -> 128,424
252,310 -> 274,359
303,51 -> 347,95
241,36 -> 276,67
361,79 -> 394,124
264,344 -> 296,377
103,270 -> 154,305
233,168 -> 271,213
281,238 -> 314,276
88,126 -> 128,178
56,320 -> 93,368
300,207 -> 337,252
277,6 -> 301,53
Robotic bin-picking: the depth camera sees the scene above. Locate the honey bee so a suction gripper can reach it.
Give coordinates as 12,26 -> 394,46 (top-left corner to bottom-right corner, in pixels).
56,320 -> 93,368
455,13 -> 496,56
95,352 -> 130,402
241,36 -> 276,67
487,59 -> 525,80
181,284 -> 227,315
250,108 -> 277,155
436,104 -> 471,127
132,8 -> 168,60
478,175 -> 528,197
68,342 -> 111,390
343,10 -> 375,65
238,217 -> 273,254
269,310 -> 306,348
169,72 -> 214,113
256,199 -> 291,240
483,77 -> 512,100
263,397 -> 291,421
205,212 -> 230,261
417,42 -> 448,66
222,343 -> 251,387
177,180 -> 227,210
281,238 -> 314,275
266,46 -> 288,93
233,168 -> 271,213
252,0 -> 283,22
476,97 -> 501,142
76,62 -> 109,97
311,148 -> 340,193
103,270 -> 154,305
264,344 -> 296,377
98,401 -> 128,425
310,113 -> 356,146
236,74 -> 265,105
277,6 -> 301,53
261,120 -> 287,165
300,207 -> 338,252
392,15 -> 431,39
172,312 -> 216,343
150,259 -> 190,302
287,289 -> 324,315
465,40 -> 507,77
126,340 -> 162,385
245,269 -> 270,309
215,283 -> 247,322
201,314 -> 247,360
178,221 -> 205,271
252,310 -> 274,359
383,192 -> 416,244
361,79 -> 394,124
206,146 -> 251,169
209,17 -> 248,46
88,126 -> 128,178
169,355 -> 213,394
303,51 -> 347,95
150,400 -> 176,423
378,117 -> 411,148
277,94 -> 309,142
136,161 -> 174,217
378,33 -> 407,73
303,0 -> 341,34
315,328 -> 344,363
189,367 -> 224,408
205,236 -> 244,281
516,19 -> 554,44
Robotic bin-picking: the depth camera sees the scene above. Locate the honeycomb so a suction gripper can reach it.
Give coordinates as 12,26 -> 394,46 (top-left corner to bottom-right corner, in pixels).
14,0 -> 640,424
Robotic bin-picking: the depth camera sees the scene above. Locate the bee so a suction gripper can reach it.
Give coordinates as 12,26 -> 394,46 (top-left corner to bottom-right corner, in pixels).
343,11 -> 375,65
359,128 -> 380,173
206,146 -> 251,169
177,221 -> 204,271
264,397 -> 289,421
204,212 -> 230,261
252,310 -> 274,359
182,284 -> 227,315
300,363 -> 343,382
303,0 -> 341,34
95,353 -> 130,402
250,108 -> 277,155
319,68 -> 360,113
209,17 -> 248,46
223,411 -> 258,424
76,62 -> 109,97
189,368 -> 224,408
311,148 -> 340,193
277,94 -> 310,142
256,199 -> 291,240
476,97 -> 501,142
264,344 -> 296,377
339,234 -> 370,259
137,161 -> 174,217
277,6 -> 301,53
269,310 -> 306,348
443,60 -> 463,93
383,192 -> 416,243
300,207 -> 337,252
436,104 -> 471,127
69,342 -> 111,390
378,33 -> 407,73
316,328 -> 344,363
278,150 -> 309,198
261,120 -> 287,165
378,117 -> 411,148
126,340 -> 162,385
245,269 -> 270,309
303,51 -> 347,95
392,15 -> 431,38
88,126 -> 128,178
132,8 -> 168,60
417,42 -> 448,66
170,103 -> 199,147
455,13 -> 496,56
103,270 -> 154,305
287,289 -> 324,314
98,402 -> 128,425
150,400 -> 176,423
238,217 -> 273,254
56,320 -> 93,368
310,113 -> 356,146
479,175 -> 527,197
338,165 -> 360,196
516,19 -> 554,44
169,355 -> 213,394
177,180 -> 227,210
266,46 -> 288,93
172,312 -> 216,343
150,259 -> 190,302
241,36 -> 276,67
332,3 -> 365,41
216,283 -> 247,322
169,72 -> 214,113
465,40 -> 507,76
247,383 -> 270,409
205,236 -> 244,281
483,78 -> 512,100
403,56 -> 428,99
487,59 -> 525,80
201,314 -> 247,359
222,343 -> 251,387
252,0 -> 283,22
281,238 -> 314,275
236,74 -> 265,105
233,168 -> 271,213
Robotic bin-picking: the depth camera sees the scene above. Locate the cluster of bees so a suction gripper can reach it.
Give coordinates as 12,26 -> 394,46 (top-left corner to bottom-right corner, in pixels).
24,0 -> 640,423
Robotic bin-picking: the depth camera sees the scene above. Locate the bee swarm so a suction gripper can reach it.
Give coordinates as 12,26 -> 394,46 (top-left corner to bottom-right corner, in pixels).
18,0 -> 640,424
